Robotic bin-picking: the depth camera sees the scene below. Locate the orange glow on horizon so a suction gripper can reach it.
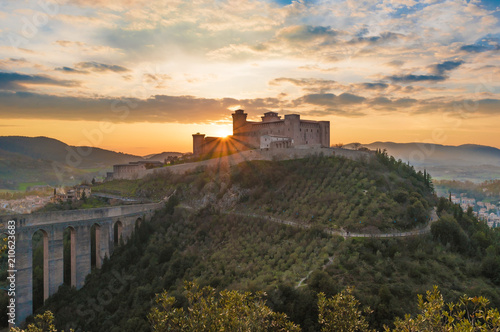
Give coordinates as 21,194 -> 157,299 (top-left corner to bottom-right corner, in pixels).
1,113 -> 500,156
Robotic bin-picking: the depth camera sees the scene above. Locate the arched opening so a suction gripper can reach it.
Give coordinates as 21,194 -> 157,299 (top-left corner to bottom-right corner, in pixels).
135,217 -> 143,229
63,227 -> 76,287
113,221 -> 123,246
32,229 -> 48,311
90,224 -> 101,269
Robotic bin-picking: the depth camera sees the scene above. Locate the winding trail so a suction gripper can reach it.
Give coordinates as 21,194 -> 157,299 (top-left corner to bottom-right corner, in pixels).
223,208 -> 438,239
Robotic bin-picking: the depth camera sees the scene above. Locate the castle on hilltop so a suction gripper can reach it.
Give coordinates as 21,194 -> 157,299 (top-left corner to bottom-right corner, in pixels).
193,110 -> 330,156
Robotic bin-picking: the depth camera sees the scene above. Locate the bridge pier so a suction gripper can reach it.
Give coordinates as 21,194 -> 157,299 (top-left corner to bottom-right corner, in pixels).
14,231 -> 33,329
98,223 -> 110,267
48,227 -> 63,297
75,225 -> 91,288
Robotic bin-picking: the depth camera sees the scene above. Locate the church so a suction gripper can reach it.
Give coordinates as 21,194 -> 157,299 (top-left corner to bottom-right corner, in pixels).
192,110 -> 330,156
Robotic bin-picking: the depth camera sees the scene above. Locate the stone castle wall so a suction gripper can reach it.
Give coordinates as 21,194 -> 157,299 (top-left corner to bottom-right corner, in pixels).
138,147 -> 371,179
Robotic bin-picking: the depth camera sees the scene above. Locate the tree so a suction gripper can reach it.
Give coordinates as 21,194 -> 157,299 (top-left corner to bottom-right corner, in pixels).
431,215 -> 469,253
148,282 -> 300,332
387,286 -> 500,331
0,236 -> 7,255
10,311 -> 73,332
317,287 -> 373,332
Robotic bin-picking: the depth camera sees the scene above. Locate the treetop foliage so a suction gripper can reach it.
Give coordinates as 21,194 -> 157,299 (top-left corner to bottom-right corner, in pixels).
148,281 -> 300,332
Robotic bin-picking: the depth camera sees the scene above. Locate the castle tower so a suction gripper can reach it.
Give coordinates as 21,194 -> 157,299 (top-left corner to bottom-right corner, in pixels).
232,109 -> 247,135
319,121 -> 330,147
192,133 -> 205,156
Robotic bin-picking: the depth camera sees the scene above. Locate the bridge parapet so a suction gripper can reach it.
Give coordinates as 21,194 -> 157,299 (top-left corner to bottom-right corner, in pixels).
0,201 -> 163,231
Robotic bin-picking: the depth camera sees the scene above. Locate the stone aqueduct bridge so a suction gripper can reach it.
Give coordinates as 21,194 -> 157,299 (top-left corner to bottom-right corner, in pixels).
0,202 -> 163,325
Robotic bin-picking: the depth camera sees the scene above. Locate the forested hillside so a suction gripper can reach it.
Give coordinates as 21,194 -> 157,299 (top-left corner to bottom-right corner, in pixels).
14,153 -> 500,331
96,151 -> 435,232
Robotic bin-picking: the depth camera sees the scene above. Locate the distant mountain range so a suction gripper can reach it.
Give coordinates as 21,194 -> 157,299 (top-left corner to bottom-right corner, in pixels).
345,142 -> 500,182
143,152 -> 184,162
1,136 -> 498,189
0,136 -> 183,189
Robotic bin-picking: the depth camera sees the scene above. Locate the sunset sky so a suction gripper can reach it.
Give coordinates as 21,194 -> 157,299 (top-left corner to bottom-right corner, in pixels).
0,0 -> 499,155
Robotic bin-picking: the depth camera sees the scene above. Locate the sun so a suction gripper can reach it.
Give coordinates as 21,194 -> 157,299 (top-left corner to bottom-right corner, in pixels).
217,128 -> 232,138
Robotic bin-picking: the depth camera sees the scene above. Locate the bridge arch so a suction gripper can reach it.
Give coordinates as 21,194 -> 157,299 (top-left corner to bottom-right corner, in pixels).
63,226 -> 76,287
113,220 -> 123,246
135,217 -> 143,229
32,229 -> 49,311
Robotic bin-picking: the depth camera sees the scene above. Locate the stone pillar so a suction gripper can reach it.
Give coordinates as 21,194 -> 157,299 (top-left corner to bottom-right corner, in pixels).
99,223 -> 110,264
42,231 -> 49,301
75,225 -> 91,289
95,225 -> 101,269
48,227 -> 63,297
15,230 -> 33,326
70,228 -> 76,287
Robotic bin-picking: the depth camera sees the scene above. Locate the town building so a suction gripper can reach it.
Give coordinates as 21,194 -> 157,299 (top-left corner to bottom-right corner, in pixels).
107,160 -> 164,180
52,185 -> 92,202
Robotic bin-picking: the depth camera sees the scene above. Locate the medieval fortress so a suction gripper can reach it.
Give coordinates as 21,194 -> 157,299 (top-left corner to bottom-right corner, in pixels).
110,110 -> 348,180
193,110 -> 330,156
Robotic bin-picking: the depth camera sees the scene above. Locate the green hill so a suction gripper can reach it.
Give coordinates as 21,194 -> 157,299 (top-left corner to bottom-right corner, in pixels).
0,136 -> 143,189
0,148 -> 81,189
14,153 -> 500,331
0,136 -> 141,167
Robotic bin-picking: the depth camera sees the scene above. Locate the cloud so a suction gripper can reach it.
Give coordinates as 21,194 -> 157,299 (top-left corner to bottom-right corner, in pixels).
142,73 -> 172,88
386,60 -> 405,67
359,83 -> 389,90
0,58 -> 29,70
55,67 -> 88,74
1,89 -> 499,124
0,91 -> 281,124
371,96 -> 392,105
54,40 -> 123,56
460,34 -> 500,53
0,72 -> 80,91
430,60 -> 464,75
386,74 -> 446,83
75,61 -> 130,73
277,25 -> 340,43
386,60 -> 464,83
295,92 -> 366,107
55,40 -> 86,48
348,32 -> 401,45
269,77 -> 338,93
270,77 -> 393,94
